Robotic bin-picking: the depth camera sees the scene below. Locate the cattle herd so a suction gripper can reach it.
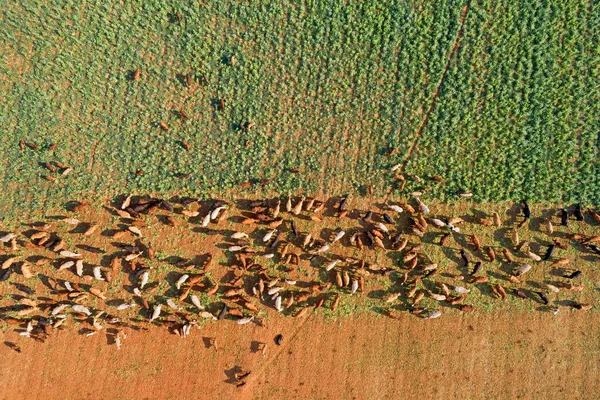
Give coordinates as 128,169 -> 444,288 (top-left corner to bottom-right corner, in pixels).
1,192 -> 599,353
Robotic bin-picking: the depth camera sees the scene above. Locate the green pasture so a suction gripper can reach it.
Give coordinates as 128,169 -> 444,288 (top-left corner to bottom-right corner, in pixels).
0,0 -> 598,219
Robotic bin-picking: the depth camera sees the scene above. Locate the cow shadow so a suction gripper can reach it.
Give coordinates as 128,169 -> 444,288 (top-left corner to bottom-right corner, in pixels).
224,365 -> 244,384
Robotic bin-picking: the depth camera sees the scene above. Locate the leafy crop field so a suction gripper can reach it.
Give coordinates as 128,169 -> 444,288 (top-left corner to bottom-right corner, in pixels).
0,0 -> 598,218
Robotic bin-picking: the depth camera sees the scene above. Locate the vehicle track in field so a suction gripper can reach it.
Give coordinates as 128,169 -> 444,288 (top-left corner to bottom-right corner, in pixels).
393,1 -> 472,179
383,1 -> 471,204
88,139 -> 100,173
240,308 -> 316,393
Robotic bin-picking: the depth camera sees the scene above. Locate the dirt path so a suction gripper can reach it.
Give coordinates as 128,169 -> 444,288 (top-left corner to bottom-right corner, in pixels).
2,311 -> 599,400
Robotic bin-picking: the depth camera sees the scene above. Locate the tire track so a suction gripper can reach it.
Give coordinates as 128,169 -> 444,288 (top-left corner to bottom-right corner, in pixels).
394,1 -> 471,177
88,139 -> 100,173
383,2 -> 470,204
241,309 -> 316,393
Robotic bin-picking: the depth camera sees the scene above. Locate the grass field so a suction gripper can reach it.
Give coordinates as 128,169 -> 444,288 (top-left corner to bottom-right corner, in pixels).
0,0 -> 598,220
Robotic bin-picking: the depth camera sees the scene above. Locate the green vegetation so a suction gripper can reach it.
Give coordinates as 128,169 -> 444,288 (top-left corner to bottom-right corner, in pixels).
0,0 -> 598,218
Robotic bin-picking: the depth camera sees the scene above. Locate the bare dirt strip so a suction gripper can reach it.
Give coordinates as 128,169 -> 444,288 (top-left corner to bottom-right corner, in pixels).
2,311 -> 599,400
